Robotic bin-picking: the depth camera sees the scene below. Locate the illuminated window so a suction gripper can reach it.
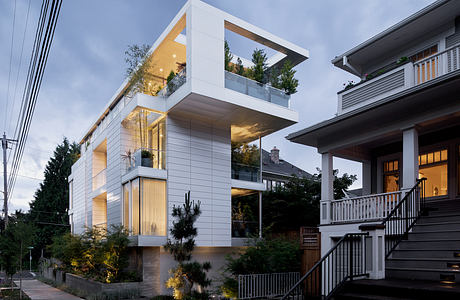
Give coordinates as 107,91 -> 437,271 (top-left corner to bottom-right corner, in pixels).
122,178 -> 166,236
383,160 -> 399,193
418,149 -> 448,197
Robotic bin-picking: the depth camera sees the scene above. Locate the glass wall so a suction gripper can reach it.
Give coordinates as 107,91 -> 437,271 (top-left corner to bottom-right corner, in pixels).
231,141 -> 261,182
419,149 -> 448,197
123,177 -> 166,236
231,189 -> 259,238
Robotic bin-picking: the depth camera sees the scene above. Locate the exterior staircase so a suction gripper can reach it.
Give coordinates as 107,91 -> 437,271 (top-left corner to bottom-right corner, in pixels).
334,199 -> 460,299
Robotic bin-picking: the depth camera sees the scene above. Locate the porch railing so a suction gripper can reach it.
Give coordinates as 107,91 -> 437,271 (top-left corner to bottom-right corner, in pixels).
281,233 -> 368,300
382,178 -> 426,257
414,43 -> 460,85
238,272 -> 300,299
331,191 -> 401,223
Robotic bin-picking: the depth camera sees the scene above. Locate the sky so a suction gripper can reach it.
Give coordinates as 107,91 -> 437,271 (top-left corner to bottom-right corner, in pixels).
0,0 -> 434,212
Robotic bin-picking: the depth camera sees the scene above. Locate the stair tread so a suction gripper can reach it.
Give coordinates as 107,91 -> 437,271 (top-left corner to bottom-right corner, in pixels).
386,266 -> 460,273
400,239 -> 460,242
337,291 -> 412,300
388,257 -> 460,262
415,221 -> 460,226
421,213 -> 460,218
410,229 -> 460,233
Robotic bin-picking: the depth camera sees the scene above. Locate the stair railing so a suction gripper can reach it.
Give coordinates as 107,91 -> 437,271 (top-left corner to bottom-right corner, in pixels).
281,232 -> 368,300
381,178 -> 426,258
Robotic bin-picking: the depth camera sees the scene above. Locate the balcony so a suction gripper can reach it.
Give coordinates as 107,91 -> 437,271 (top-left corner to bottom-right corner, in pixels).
124,148 -> 166,173
225,71 -> 290,108
231,162 -> 261,182
338,43 -> 460,114
157,68 -> 186,98
232,220 -> 258,238
92,168 -> 106,191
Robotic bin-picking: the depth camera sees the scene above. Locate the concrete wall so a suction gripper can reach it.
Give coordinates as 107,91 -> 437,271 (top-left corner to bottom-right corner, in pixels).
65,273 -> 141,298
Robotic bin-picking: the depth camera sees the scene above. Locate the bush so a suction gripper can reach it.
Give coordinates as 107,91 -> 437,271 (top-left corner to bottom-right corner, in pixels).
220,238 -> 300,297
50,225 -> 131,283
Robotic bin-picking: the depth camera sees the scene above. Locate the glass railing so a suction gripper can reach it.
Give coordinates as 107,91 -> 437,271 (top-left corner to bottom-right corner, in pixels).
92,168 -> 106,191
232,220 -> 258,238
225,71 -> 290,108
124,148 -> 166,173
157,68 -> 186,97
231,162 -> 261,182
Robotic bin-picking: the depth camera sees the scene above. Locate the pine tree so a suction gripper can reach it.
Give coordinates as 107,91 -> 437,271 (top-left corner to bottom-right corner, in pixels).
165,191 -> 211,299
250,48 -> 268,83
224,41 -> 234,72
28,138 -> 80,257
279,60 -> 299,95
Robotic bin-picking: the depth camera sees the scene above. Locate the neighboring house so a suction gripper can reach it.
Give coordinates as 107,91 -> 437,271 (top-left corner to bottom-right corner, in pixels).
262,146 -> 311,190
286,0 -> 460,297
68,0 -> 308,296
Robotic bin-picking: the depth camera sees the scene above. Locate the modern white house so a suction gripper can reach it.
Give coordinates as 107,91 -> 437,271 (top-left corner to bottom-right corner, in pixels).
68,0 -> 308,296
285,0 -> 460,298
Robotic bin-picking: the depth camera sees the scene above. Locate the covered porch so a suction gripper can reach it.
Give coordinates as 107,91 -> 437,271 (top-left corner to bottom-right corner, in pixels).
287,70 -> 460,227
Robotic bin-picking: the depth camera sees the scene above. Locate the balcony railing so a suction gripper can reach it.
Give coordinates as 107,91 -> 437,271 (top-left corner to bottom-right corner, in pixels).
331,191 -> 402,223
157,68 -> 186,97
92,168 -> 106,191
338,43 -> 460,113
124,148 -> 166,173
225,71 -> 290,108
232,220 -> 258,238
231,162 -> 261,182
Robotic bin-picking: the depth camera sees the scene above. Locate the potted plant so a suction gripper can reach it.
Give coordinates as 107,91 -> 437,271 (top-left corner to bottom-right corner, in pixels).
141,149 -> 154,168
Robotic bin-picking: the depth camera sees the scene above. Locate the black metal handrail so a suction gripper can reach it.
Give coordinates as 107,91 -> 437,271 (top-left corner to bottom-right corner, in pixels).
381,178 -> 426,258
281,233 -> 368,300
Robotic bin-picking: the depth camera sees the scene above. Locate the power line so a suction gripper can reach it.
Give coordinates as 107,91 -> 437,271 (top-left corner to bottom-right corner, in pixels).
7,0 -> 63,207
8,0 -> 33,135
4,0 -> 18,132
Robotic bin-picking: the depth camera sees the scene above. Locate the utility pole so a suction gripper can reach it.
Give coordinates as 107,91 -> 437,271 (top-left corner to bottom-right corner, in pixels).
2,132 -> 17,228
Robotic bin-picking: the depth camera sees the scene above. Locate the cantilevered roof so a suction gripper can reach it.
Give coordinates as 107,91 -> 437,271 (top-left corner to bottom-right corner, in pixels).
332,0 -> 460,76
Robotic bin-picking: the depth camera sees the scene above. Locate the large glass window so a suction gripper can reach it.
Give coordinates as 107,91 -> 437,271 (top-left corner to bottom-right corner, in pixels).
148,118 -> 166,169
418,149 -> 448,197
383,160 -> 399,193
122,178 -> 166,236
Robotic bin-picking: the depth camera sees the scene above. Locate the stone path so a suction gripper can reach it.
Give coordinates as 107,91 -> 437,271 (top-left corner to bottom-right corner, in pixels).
14,279 -> 83,300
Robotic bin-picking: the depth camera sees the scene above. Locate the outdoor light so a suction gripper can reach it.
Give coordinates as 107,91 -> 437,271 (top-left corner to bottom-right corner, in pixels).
28,246 -> 34,272
447,262 -> 460,269
172,54 -> 176,58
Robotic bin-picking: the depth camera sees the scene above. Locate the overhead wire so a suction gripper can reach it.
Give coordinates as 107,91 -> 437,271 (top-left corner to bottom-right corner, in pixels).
7,0 -> 63,203
7,0 -> 33,136
4,0 -> 18,132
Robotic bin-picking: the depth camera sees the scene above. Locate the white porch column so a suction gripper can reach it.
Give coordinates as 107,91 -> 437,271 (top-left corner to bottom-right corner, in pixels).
402,127 -> 419,190
362,161 -> 372,195
320,152 -> 334,224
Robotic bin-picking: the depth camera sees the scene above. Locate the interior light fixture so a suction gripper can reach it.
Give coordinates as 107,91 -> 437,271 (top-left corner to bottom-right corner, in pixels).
160,68 -> 163,72
172,54 -> 177,58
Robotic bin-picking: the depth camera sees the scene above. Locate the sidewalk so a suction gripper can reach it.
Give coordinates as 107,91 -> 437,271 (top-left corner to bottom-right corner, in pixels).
14,279 -> 83,300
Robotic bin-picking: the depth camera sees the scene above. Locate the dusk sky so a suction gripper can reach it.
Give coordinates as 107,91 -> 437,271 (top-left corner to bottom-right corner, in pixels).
0,0 -> 433,212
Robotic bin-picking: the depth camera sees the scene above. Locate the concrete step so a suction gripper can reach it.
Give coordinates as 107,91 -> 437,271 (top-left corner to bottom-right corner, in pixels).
427,209 -> 460,216
407,230 -> 460,240
334,279 -> 460,300
417,214 -> 460,224
397,239 -> 460,250
386,267 -> 460,282
413,221 -> 460,232
386,257 -> 460,269
390,249 -> 460,259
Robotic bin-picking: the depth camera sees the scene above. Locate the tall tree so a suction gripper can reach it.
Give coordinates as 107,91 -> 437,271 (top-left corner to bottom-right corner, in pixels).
250,48 -> 268,83
28,138 -> 80,256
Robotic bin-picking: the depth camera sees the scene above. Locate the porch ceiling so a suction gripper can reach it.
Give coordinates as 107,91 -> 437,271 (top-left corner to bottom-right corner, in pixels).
287,71 -> 460,161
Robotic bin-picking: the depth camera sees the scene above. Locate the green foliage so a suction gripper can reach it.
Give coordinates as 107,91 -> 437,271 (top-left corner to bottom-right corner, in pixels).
164,192 -> 211,299
231,142 -> 260,166
278,60 -> 299,95
125,44 -> 153,96
50,225 -> 131,283
263,170 -> 357,233
221,238 -> 300,296
250,49 -> 268,83
28,138 -> 80,258
224,41 -> 234,72
235,57 -> 244,75
0,219 -> 35,278
141,149 -> 153,159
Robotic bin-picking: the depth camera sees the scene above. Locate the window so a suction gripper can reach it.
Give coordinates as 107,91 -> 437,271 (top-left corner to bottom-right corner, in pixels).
122,178 -> 166,236
383,160 -> 399,193
419,149 -> 448,197
411,45 -> 438,84
148,118 -> 166,169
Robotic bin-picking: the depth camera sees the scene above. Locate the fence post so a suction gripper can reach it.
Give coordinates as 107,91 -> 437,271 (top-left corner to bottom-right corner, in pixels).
359,224 -> 385,279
